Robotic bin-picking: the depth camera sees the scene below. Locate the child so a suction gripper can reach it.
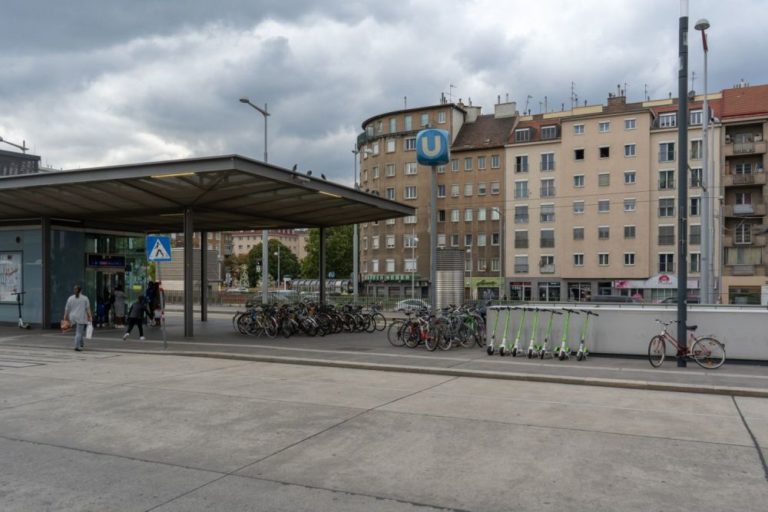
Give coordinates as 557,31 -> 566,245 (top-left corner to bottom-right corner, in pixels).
123,296 -> 151,341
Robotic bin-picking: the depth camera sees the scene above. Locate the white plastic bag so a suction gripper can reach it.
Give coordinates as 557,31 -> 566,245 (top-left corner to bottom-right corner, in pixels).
85,323 -> 94,339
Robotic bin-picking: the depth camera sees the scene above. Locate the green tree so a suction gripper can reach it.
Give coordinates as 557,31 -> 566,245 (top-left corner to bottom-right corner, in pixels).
246,239 -> 301,288
300,225 -> 353,279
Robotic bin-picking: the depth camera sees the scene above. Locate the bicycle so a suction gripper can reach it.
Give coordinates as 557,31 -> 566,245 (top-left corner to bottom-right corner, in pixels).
648,319 -> 726,369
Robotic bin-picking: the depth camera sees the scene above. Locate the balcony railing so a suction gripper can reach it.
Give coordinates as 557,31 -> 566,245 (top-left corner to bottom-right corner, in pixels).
515,163 -> 529,173
724,139 -> 767,157
723,204 -> 767,217
724,172 -> 767,187
514,214 -> 529,224
540,187 -> 556,197
514,191 -> 530,199
540,162 -> 556,171
514,264 -> 529,273
539,264 -> 556,274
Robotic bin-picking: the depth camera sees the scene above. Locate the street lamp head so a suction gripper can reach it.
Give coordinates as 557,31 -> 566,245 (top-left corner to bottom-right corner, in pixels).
694,18 -> 710,31
239,97 -> 250,104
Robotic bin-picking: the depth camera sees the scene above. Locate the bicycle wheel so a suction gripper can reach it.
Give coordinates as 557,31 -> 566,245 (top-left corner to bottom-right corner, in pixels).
372,312 -> 387,331
424,330 -> 439,351
648,335 -> 666,368
387,320 -> 406,347
404,321 -> 421,348
691,337 -> 726,369
436,322 -> 452,350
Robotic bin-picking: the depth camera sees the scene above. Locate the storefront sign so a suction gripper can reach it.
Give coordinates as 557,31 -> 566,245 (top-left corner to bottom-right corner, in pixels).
86,254 -> 126,269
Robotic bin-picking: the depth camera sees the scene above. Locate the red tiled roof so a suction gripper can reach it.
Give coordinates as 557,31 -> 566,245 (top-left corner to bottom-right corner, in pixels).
721,84 -> 768,118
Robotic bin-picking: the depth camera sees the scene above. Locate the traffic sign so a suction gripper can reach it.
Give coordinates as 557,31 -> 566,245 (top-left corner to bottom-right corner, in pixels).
416,129 -> 450,166
328,271 -> 335,279
147,236 -> 172,262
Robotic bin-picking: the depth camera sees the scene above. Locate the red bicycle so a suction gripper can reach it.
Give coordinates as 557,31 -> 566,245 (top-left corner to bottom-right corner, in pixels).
648,319 -> 726,369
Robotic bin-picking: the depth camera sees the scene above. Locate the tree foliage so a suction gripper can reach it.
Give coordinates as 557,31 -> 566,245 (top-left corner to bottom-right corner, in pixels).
300,225 -> 353,279
246,239 -> 301,287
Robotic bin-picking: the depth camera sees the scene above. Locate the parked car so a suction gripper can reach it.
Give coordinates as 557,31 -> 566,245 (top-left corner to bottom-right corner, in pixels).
660,296 -> 700,304
394,299 -> 430,312
588,295 -> 638,303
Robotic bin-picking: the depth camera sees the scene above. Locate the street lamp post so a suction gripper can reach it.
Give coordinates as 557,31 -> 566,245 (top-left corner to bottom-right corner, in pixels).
274,247 -> 281,290
239,97 -> 271,304
695,18 -> 712,304
490,206 -> 504,301
466,248 -> 472,301
0,136 -> 28,153
411,231 -> 419,299
351,147 -> 373,304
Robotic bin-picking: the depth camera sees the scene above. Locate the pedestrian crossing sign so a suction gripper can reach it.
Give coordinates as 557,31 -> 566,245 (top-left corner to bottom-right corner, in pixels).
146,236 -> 172,262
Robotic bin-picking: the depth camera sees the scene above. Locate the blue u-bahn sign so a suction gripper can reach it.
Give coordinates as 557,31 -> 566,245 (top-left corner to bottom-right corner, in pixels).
416,129 -> 450,166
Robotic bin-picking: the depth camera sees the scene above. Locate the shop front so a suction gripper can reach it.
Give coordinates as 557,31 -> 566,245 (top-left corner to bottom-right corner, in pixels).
613,273 -> 699,303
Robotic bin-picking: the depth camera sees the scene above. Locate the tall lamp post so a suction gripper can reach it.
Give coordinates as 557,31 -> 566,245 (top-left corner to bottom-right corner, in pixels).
490,206 -> 504,301
695,18 -> 712,304
0,137 -> 28,153
466,248 -> 473,301
351,147 -> 373,303
274,247 -> 281,290
676,0 -> 690,367
239,97 -> 271,304
411,232 -> 419,299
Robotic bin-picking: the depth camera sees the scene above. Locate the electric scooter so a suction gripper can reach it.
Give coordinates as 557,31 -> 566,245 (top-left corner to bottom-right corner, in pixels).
486,306 -> 504,355
525,308 -> 541,358
506,307 -> 528,357
575,309 -> 599,361
497,306 -> 515,356
537,308 -> 562,359
556,308 -> 580,360
12,291 -> 31,329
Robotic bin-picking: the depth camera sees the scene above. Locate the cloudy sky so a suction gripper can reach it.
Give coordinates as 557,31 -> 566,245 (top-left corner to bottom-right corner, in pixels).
2,0 -> 767,184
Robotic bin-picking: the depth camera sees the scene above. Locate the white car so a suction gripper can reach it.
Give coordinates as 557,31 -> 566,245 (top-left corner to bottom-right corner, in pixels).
394,299 -> 430,312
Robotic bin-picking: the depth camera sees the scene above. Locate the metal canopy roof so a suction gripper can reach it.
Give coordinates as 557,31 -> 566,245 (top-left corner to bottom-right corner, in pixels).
0,154 -> 415,232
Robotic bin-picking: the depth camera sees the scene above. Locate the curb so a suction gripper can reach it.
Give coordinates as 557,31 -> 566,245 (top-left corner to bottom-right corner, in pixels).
82,346 -> 768,399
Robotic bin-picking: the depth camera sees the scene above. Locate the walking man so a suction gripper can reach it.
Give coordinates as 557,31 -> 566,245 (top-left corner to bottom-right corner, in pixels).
63,285 -> 92,351
123,295 -> 151,340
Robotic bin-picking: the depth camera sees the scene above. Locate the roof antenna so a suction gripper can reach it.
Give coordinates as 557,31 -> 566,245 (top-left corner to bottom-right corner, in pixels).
403,96 -> 407,109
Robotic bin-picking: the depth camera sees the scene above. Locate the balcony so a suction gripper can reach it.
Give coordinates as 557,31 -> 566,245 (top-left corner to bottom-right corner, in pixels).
539,264 -> 556,274
723,264 -> 767,277
723,235 -> 767,248
723,204 -> 767,217
723,172 -> 767,187
724,140 -> 767,157
514,214 -> 529,224
514,264 -> 529,274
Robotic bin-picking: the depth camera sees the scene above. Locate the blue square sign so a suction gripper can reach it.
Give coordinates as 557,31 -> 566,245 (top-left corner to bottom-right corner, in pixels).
146,236 -> 172,262
416,129 -> 450,166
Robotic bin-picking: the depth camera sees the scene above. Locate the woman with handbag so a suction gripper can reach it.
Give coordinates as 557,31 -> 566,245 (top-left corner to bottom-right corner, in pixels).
63,285 -> 92,351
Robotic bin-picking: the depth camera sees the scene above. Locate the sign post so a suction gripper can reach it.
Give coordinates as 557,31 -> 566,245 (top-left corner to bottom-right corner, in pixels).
416,129 -> 450,313
147,236 -> 171,348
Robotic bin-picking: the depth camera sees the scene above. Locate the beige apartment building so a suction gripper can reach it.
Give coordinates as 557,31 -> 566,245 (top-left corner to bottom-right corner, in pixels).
230,229 -> 309,260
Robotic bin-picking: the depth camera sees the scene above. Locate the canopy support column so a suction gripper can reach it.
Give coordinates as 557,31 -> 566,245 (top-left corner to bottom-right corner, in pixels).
184,208 -> 194,337
41,216 -> 51,328
319,227 -> 326,305
200,230 -> 207,322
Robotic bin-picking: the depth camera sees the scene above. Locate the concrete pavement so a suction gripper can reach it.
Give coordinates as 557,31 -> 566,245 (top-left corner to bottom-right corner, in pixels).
0,347 -> 766,511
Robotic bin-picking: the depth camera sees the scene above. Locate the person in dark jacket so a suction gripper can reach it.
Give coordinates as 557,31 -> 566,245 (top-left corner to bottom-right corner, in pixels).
122,296 -> 151,340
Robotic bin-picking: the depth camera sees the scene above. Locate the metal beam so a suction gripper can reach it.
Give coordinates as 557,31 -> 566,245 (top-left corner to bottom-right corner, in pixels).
184,208 -> 194,337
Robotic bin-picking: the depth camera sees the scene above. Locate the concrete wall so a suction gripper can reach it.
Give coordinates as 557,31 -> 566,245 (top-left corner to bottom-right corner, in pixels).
486,303 -> 768,361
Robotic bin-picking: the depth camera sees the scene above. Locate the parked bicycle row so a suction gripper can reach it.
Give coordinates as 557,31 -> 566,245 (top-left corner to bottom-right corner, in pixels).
232,302 -> 386,338
386,304 -> 486,351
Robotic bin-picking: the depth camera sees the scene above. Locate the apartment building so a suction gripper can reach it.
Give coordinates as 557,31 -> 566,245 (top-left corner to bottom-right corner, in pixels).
358,98 -> 514,299
230,229 -> 309,260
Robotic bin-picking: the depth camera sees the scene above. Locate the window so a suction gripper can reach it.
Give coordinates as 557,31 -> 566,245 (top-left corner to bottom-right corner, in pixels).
477,257 -> 487,271
624,225 -> 636,239
598,173 -> 610,187
464,183 -> 473,196
574,253 -> 584,266
372,236 -> 380,249
491,155 -> 500,168
658,225 -> 675,245
478,156 -> 486,169
362,237 -> 368,250
405,162 -> 417,175
573,227 -> 585,240
477,182 -> 487,195
451,184 -> 460,197
450,209 -> 460,222
389,118 -> 397,133
404,186 -> 417,199
514,205 -> 529,224
574,148 -> 585,160
514,181 -> 528,199
574,175 -> 585,188
404,115 -> 412,131
540,178 -> 555,197
540,229 -> 555,248
491,233 -> 500,246
573,201 -> 585,214
386,187 -> 396,200
490,208 -> 501,221
490,182 -> 500,194
598,226 -> 610,240
624,253 -> 636,266
541,153 -> 555,171
420,113 -> 429,126
625,118 -> 636,130
451,234 -> 459,247
436,165 -> 445,174
598,200 -> 610,213
689,109 -> 702,126
624,144 -> 636,157
372,259 -> 379,272
404,215 -> 417,224
689,225 -> 701,245
539,255 -> 555,273
735,162 -> 753,175
659,169 -> 675,189
436,234 -> 446,248
514,230 -> 529,249
598,253 -> 610,266
372,142 -> 380,155
690,197 -> 701,216
404,258 -> 417,272
691,139 -> 702,160
386,259 -> 395,273
624,171 -> 636,185
450,159 -> 460,172
735,223 -> 752,244
437,111 -> 446,124
372,166 -> 380,179
386,163 -> 396,177
599,121 -> 610,133
477,233 -> 486,247
465,234 -> 473,247
624,199 -> 636,212
690,253 -> 701,273
515,129 -> 530,142
659,253 -> 674,272
515,155 -> 529,173
541,126 -> 557,139
464,208 -> 473,222
491,258 -> 500,272
386,139 -> 396,153
437,184 -> 446,198
690,167 -> 702,188
478,208 -> 487,221
574,124 -> 585,135
659,112 -> 677,128
464,157 -> 473,171
386,235 -> 395,249
659,142 -> 675,162
514,255 -> 529,273
540,204 -> 555,223
404,234 -> 418,248
599,146 -> 610,158
404,138 -> 416,151
659,198 -> 675,217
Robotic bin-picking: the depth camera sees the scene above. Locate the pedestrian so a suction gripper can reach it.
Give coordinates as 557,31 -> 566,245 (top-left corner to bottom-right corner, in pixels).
113,285 -> 126,327
150,280 -> 164,326
63,285 -> 92,351
123,295 -> 151,340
